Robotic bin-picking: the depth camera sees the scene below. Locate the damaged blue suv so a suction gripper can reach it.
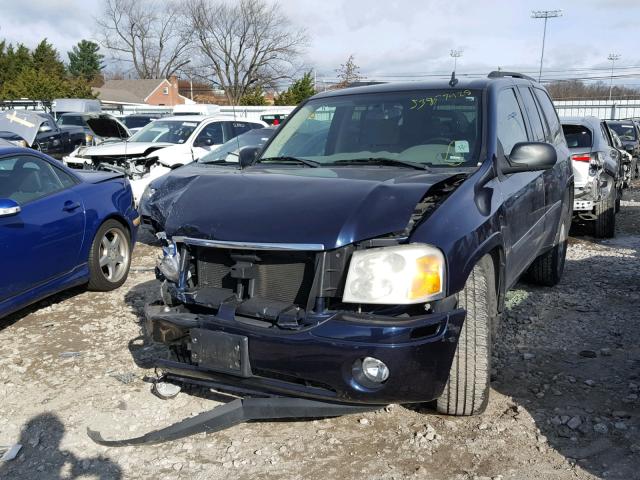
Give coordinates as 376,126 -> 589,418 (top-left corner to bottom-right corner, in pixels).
144,72 -> 572,417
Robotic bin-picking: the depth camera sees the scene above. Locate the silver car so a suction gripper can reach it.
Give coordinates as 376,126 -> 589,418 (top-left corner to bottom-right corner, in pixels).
561,116 -> 621,238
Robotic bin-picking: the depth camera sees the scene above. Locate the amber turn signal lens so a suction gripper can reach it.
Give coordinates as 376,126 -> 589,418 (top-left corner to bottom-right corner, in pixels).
409,255 -> 442,299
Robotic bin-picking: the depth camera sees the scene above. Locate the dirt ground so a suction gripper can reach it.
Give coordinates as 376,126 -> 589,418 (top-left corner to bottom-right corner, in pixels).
1,183 -> 639,480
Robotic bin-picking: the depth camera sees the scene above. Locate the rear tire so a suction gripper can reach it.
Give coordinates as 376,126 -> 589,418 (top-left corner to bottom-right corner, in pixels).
436,255 -> 495,416
87,219 -> 132,291
527,194 -> 571,287
594,190 -> 615,238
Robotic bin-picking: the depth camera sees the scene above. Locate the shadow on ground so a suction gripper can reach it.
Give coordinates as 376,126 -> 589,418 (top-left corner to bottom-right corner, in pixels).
0,413 -> 122,480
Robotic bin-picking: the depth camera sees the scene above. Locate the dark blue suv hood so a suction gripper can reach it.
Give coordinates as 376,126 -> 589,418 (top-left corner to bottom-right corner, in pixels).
149,164 -> 465,249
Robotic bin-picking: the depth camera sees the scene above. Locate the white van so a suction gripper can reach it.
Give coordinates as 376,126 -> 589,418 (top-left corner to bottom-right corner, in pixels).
53,99 -> 102,118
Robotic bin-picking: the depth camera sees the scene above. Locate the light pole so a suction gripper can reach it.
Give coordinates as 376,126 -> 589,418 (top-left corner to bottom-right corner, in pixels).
608,53 -> 620,102
450,49 -> 463,72
531,10 -> 562,82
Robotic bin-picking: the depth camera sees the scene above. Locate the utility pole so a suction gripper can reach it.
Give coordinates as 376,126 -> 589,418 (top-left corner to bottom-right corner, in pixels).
531,10 -> 562,82
450,49 -> 463,72
608,53 -> 620,102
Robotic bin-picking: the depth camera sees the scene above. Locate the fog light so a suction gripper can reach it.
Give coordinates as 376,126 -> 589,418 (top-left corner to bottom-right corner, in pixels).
361,357 -> 389,383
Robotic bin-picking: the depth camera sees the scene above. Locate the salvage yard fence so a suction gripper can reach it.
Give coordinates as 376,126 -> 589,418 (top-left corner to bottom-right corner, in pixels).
554,99 -> 640,120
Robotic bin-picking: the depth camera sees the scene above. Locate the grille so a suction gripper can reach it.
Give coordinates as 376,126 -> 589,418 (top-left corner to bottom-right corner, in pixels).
195,247 -> 315,306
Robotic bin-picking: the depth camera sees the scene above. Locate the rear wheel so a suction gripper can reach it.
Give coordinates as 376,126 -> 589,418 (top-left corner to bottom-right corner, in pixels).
436,255 -> 495,416
594,189 -> 616,238
87,219 -> 132,291
527,193 -> 571,287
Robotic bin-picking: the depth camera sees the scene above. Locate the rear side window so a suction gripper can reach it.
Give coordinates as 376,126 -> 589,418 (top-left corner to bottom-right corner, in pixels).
518,87 -> 545,142
533,88 -> 563,143
497,89 -> 528,155
562,124 -> 592,148
58,115 -> 85,127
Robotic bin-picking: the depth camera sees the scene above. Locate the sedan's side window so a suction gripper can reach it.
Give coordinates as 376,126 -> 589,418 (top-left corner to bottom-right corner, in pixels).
0,156 -> 67,204
497,89 -> 528,155
195,122 -> 224,147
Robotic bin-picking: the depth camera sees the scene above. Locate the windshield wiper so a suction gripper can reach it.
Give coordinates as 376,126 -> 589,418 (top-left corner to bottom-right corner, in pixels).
257,156 -> 320,168
329,158 -> 429,170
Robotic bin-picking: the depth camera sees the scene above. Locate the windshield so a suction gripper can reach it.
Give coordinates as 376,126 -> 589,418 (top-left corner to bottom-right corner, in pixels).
608,122 -> 637,141
260,89 -> 482,167
199,128 -> 275,163
128,120 -> 198,143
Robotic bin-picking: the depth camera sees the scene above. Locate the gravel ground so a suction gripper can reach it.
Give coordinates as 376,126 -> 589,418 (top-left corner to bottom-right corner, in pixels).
1,183 -> 639,480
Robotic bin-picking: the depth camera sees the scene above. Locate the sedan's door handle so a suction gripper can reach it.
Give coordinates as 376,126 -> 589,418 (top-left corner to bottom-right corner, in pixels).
62,201 -> 81,212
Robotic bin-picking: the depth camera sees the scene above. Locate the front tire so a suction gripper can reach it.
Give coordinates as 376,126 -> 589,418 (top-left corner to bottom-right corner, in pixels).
436,255 -> 495,416
87,219 -> 132,291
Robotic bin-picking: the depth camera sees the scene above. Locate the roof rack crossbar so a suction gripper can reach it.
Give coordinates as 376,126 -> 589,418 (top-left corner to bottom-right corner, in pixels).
487,71 -> 536,82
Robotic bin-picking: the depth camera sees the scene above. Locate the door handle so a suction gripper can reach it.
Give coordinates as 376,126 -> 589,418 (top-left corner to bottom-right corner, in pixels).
62,201 -> 81,212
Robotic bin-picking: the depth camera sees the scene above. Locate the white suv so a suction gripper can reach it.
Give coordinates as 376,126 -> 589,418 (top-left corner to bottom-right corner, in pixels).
63,115 -> 266,203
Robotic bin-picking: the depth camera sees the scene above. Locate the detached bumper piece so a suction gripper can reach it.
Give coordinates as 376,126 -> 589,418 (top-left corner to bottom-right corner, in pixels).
87,396 -> 378,446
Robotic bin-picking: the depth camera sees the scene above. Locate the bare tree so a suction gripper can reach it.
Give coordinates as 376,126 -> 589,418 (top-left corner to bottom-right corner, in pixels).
335,55 -> 361,88
96,0 -> 191,79
185,0 -> 307,105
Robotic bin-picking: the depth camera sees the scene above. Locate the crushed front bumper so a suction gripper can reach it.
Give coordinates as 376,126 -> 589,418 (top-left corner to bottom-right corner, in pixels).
143,304 -> 465,405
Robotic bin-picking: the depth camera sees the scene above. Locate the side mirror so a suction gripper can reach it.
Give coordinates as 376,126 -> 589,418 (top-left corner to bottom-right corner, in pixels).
0,198 -> 21,217
238,146 -> 259,169
194,137 -> 213,148
39,125 -> 52,133
502,142 -> 557,174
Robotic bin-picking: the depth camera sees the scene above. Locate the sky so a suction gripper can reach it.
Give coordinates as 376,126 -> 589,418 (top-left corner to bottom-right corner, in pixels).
1,0 -> 639,86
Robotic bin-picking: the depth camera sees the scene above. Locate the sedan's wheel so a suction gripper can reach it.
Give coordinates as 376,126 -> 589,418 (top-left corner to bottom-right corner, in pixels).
88,219 -> 131,291
594,189 -> 616,239
436,254 -> 496,416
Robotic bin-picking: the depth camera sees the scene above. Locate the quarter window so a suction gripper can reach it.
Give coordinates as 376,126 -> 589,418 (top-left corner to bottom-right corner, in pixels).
497,89 -> 528,155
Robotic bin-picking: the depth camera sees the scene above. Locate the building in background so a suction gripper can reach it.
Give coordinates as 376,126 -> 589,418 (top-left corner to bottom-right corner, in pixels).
93,76 -> 193,108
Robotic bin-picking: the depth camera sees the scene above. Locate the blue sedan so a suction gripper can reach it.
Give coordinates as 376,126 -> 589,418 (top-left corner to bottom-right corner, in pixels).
0,147 -> 139,319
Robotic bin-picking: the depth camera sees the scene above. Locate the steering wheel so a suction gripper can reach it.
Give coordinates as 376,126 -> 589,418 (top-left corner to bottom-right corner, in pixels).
423,137 -> 451,145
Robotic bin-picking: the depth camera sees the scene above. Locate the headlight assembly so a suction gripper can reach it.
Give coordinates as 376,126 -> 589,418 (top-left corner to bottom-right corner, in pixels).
141,185 -> 156,202
342,244 -> 445,304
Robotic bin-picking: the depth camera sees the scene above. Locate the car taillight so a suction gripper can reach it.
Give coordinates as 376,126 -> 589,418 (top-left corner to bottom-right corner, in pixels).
571,153 -> 591,162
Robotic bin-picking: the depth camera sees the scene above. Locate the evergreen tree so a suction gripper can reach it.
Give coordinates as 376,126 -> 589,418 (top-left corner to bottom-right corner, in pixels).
68,40 -> 104,81
0,43 -> 32,87
32,39 -> 66,76
274,71 -> 316,105
239,87 -> 267,106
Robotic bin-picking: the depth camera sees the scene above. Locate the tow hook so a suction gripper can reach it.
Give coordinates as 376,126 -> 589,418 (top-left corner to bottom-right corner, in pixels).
87,397 -> 379,446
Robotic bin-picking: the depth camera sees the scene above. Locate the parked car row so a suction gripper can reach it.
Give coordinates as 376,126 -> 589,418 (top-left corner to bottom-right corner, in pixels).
63,116 -> 266,203
560,116 -> 640,238
3,72 -> 637,443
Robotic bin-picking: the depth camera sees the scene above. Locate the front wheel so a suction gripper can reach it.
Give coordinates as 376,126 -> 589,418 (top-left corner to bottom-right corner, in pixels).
87,219 -> 132,291
436,255 -> 496,416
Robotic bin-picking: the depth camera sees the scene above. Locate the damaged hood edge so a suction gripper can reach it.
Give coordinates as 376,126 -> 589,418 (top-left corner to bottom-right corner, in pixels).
151,166 -> 466,250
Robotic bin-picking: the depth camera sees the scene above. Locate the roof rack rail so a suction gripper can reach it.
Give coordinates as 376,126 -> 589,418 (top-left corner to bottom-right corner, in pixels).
487,71 -> 536,82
